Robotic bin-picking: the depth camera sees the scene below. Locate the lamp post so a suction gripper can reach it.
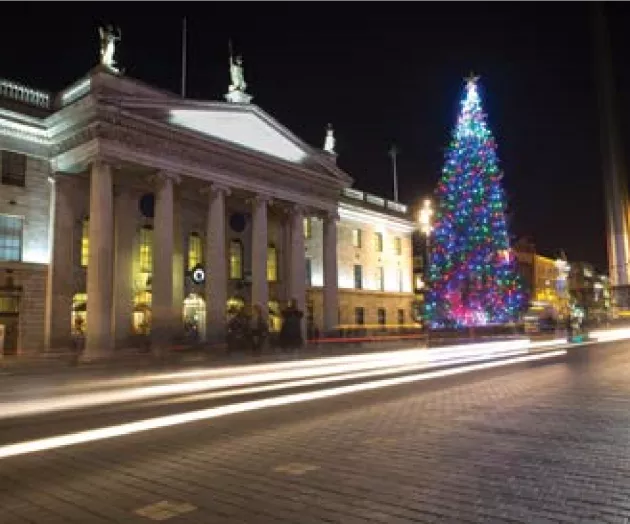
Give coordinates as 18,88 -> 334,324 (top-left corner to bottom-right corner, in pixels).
418,198 -> 434,285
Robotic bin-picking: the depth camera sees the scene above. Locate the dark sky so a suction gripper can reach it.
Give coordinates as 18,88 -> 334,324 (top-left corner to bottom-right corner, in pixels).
2,2 -> 629,273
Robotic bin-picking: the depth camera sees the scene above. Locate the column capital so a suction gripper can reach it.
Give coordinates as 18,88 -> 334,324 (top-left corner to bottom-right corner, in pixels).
201,183 -> 231,197
245,192 -> 272,207
152,171 -> 181,186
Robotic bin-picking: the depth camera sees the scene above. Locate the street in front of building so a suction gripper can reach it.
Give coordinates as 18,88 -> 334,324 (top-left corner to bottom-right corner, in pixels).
1,340 -> 630,523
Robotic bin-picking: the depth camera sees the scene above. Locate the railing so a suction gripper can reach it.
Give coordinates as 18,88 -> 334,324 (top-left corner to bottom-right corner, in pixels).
342,187 -> 409,214
0,79 -> 51,109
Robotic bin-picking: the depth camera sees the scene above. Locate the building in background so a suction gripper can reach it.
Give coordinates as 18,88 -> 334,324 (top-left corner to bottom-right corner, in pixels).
513,238 -> 570,321
568,261 -> 611,322
0,64 -> 414,357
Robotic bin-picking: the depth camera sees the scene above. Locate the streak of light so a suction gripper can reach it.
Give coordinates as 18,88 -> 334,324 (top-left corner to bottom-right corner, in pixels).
0,340 -> 531,420
0,349 -> 567,460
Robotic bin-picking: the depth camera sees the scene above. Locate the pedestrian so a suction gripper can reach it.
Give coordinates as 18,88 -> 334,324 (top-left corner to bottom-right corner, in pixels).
250,304 -> 268,356
279,299 -> 304,352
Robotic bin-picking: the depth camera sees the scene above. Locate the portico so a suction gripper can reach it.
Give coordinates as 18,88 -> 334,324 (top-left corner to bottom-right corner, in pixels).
44,67 -> 350,356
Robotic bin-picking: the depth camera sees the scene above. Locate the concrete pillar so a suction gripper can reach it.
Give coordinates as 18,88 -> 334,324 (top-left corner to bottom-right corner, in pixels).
112,190 -> 135,348
85,160 -> 114,358
322,211 -> 339,334
289,205 -> 307,341
152,172 -> 177,351
251,195 -> 270,316
45,174 -> 75,351
172,190 -> 185,337
205,184 -> 230,344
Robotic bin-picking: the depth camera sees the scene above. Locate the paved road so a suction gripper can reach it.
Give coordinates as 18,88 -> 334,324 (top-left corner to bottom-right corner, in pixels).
1,341 -> 629,523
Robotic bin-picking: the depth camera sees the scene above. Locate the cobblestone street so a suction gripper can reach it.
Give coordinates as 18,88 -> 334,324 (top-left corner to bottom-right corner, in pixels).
2,342 -> 630,523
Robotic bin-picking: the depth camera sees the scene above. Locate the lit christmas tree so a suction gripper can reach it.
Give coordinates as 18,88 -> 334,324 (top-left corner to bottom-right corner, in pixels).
425,75 -> 524,328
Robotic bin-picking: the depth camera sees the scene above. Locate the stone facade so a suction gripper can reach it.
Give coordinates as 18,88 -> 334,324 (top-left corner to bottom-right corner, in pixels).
0,67 -> 415,356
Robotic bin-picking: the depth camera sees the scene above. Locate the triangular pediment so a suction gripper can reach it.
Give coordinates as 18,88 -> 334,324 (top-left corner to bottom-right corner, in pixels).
168,105 -> 310,164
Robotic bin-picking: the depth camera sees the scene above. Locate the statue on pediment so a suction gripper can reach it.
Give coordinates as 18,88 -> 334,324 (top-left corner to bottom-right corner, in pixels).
228,40 -> 247,92
99,24 -> 122,73
324,123 -> 336,154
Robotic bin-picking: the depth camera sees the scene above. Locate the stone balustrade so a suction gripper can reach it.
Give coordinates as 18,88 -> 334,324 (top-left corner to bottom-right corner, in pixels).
0,79 -> 51,109
342,187 -> 408,215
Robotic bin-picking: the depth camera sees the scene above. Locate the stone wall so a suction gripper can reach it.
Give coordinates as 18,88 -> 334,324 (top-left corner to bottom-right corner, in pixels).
0,263 -> 48,354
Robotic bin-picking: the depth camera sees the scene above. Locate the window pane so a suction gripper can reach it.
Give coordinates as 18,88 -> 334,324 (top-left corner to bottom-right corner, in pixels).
375,232 -> 383,252
0,214 -> 23,262
303,218 -> 311,239
354,264 -> 362,289
352,229 -> 362,248
81,219 -> 89,267
267,245 -> 278,282
188,233 -> 202,271
139,226 -> 153,273
305,258 -> 312,287
229,240 -> 243,279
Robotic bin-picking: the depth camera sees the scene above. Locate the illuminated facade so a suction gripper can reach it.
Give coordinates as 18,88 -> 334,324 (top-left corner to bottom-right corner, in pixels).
0,68 -> 414,357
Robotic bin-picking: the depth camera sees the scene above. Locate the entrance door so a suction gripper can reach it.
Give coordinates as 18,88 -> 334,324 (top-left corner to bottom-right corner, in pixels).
0,314 -> 19,356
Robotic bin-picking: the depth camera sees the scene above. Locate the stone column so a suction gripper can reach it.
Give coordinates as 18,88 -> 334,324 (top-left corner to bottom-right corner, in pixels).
251,194 -> 270,316
112,190 -> 135,348
85,160 -> 114,358
45,174 -> 75,351
172,190 -> 185,337
205,184 -> 230,344
322,211 -> 339,334
152,172 -> 178,351
289,205 -> 307,341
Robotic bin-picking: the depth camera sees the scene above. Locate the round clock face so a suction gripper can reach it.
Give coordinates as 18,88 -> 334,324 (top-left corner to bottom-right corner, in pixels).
192,265 -> 206,285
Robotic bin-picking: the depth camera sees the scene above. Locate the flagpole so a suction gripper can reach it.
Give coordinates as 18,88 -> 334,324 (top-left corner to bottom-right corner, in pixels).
388,145 -> 399,202
181,17 -> 187,98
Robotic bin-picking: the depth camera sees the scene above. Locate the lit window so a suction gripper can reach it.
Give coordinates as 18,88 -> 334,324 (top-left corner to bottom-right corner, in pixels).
396,268 -> 404,292
133,290 -> 152,335
229,240 -> 243,279
0,214 -> 23,262
352,229 -> 362,248
394,237 -> 402,256
71,293 -> 87,336
139,225 -> 153,273
375,232 -> 383,252
267,244 -> 278,282
188,232 -> 203,271
268,300 -> 282,332
1,151 -> 26,187
81,218 -> 89,267
303,217 -> 312,239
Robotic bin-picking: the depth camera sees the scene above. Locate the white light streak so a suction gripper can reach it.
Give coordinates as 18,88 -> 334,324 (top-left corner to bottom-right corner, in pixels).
0,349 -> 566,460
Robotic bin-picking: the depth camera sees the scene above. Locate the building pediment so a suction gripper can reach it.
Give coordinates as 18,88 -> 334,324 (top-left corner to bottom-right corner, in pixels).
96,91 -> 352,186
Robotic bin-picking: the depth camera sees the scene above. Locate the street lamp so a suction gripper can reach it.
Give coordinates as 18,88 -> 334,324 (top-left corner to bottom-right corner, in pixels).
418,198 -> 434,237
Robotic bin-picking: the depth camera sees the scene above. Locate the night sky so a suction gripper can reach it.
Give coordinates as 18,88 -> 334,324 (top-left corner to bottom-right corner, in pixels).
2,2 -> 629,272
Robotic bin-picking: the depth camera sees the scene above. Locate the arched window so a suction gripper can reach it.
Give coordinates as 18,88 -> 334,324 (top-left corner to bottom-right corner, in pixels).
188,232 -> 203,271
139,225 -> 153,274
229,239 -> 243,280
81,218 -> 89,267
267,244 -> 278,282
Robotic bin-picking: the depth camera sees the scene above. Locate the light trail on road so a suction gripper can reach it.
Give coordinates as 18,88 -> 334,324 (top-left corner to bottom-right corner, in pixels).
0,339 -> 534,419
0,349 -> 567,460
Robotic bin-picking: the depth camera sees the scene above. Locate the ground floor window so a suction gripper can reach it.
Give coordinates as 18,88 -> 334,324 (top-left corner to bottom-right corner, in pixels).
71,293 -> 87,336
133,291 -> 152,335
183,293 -> 206,341
268,300 -> 282,332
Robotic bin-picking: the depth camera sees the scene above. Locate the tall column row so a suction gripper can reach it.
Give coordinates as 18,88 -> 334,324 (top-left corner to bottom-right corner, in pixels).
50,159 -> 340,356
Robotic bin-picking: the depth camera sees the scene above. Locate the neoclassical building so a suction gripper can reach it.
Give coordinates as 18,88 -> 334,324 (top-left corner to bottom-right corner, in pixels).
0,64 -> 415,358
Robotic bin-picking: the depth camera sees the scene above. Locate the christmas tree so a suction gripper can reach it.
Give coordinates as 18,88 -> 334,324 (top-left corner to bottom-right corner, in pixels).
425,75 -> 524,328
